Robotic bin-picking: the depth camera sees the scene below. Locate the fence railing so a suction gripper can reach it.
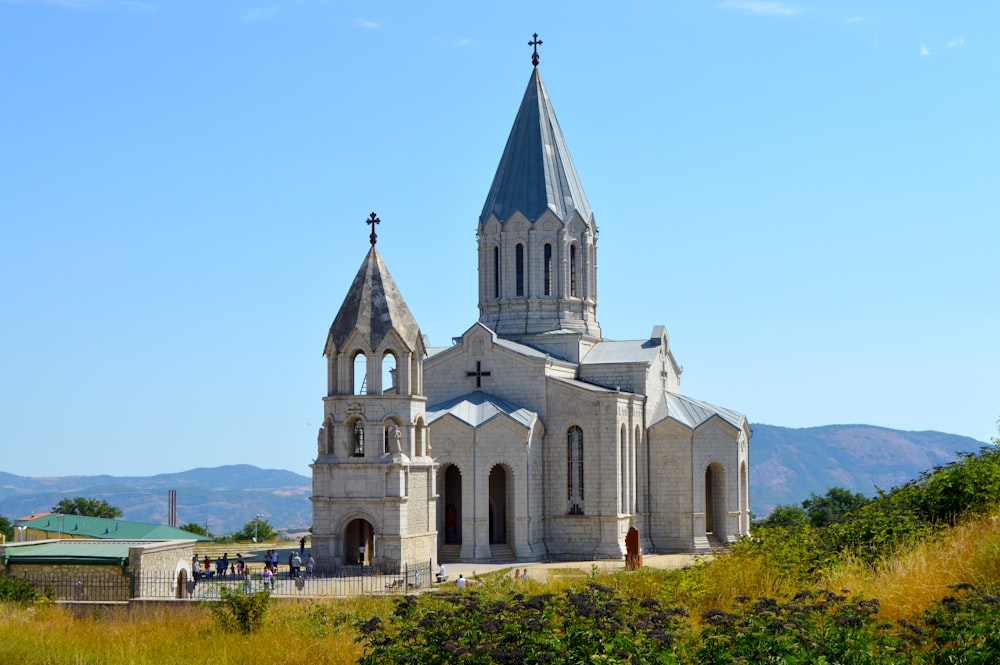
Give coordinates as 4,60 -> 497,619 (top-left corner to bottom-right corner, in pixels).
14,561 -> 433,601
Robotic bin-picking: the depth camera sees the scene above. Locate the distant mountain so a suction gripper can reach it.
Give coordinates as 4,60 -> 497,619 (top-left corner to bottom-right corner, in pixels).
0,465 -> 311,536
750,424 -> 990,515
1,426 -> 991,533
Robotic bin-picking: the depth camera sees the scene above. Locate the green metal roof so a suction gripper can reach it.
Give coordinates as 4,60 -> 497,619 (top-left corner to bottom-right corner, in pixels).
1,540 -> 140,567
17,514 -> 211,541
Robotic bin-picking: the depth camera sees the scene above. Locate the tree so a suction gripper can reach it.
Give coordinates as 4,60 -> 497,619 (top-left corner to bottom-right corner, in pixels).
757,504 -> 809,528
802,487 -> 869,528
232,517 -> 276,543
51,496 -> 123,519
179,522 -> 209,537
0,515 -> 13,541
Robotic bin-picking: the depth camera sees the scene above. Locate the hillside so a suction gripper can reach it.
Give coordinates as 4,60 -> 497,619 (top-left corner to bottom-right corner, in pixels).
750,423 -> 988,514
1,425 -> 989,533
0,465 -> 311,536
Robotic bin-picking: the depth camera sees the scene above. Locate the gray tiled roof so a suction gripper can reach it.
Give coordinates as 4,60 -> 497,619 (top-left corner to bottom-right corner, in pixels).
581,340 -> 661,366
326,246 -> 422,354
426,391 -> 537,430
650,392 -> 746,431
480,68 -> 592,225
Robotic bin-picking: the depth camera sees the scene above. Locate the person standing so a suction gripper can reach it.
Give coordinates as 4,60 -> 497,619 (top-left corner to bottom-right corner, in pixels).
299,536 -> 306,556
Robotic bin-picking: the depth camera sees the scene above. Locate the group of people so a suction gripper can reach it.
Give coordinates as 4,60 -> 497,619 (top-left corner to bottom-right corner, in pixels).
262,548 -> 316,581
193,552 -> 248,579
191,548 -> 315,585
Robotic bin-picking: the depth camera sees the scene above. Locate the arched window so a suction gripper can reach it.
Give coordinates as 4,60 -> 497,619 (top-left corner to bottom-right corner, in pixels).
383,418 -> 401,454
543,243 -> 553,296
353,352 -> 368,395
515,243 -> 525,296
493,245 -> 500,299
569,245 -> 578,297
353,420 -> 365,457
382,351 -> 397,395
567,426 -> 584,515
620,425 -> 628,514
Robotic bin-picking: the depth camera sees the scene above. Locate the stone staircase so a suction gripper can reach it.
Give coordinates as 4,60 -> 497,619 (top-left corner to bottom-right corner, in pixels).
438,543 -> 462,563
488,543 -> 515,563
437,543 -> 517,563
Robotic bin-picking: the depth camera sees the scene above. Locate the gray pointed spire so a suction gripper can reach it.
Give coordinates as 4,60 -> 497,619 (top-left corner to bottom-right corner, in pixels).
479,68 -> 593,226
326,245 -> 423,355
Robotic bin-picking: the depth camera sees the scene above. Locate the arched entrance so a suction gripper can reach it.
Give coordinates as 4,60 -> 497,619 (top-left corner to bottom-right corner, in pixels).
344,518 -> 374,565
443,464 -> 462,544
705,462 -> 726,539
488,465 -> 509,544
176,569 -> 188,599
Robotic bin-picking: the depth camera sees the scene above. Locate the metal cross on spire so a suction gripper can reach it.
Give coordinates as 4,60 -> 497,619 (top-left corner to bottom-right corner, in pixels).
366,212 -> 380,245
529,33 -> 542,67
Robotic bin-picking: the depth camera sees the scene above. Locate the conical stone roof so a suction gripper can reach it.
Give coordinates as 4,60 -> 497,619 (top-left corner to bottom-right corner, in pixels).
326,245 -> 422,354
479,67 -> 593,225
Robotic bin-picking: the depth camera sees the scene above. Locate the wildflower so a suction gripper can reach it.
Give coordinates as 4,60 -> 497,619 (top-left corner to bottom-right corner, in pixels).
356,616 -> 382,635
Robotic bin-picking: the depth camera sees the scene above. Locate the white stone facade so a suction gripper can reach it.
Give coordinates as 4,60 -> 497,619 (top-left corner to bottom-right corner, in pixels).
310,64 -> 750,567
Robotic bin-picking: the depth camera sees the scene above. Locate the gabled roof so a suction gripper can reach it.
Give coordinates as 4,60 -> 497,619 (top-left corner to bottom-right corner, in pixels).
650,392 -> 746,432
549,376 -> 619,394
426,391 -> 537,430
480,68 -> 593,225
326,245 -> 423,354
581,339 -> 661,366
1,539 -> 195,567
15,513 -> 212,541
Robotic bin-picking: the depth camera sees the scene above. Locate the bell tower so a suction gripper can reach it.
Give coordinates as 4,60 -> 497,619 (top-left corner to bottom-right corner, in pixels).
310,213 -> 437,572
477,38 -> 601,361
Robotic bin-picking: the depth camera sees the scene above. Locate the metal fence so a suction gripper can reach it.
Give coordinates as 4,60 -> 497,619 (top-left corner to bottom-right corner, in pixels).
14,560 -> 434,601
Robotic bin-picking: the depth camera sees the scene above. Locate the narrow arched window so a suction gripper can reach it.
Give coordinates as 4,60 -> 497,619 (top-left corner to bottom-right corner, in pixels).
382,351 -> 397,395
567,426 -> 584,515
515,243 -> 525,296
543,243 -> 552,296
620,425 -> 628,514
353,352 -> 368,395
383,418 -> 400,454
570,245 -> 578,297
493,245 -> 500,299
353,420 -> 365,457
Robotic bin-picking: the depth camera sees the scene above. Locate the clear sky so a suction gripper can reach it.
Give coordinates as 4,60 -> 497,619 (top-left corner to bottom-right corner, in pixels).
2,1 -> 997,479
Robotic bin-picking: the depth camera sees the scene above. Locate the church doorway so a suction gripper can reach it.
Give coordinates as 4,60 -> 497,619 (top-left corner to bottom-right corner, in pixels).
344,518 -> 374,565
488,465 -> 509,544
442,465 -> 462,544
175,569 -> 187,599
705,463 -> 726,539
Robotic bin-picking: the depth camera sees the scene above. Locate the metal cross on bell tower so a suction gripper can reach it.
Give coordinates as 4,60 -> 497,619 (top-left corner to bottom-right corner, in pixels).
366,212 -> 380,245
529,33 -> 543,67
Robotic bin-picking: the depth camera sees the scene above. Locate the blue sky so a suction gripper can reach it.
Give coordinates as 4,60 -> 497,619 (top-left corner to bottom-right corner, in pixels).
2,1 -> 997,479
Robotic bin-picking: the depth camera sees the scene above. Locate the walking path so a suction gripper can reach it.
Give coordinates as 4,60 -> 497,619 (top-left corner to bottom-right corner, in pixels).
440,553 -> 707,585
194,541 -> 707,587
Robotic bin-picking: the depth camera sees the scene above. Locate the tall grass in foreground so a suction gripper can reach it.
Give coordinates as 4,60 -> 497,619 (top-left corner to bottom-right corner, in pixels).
0,597 -> 393,665
823,512 -> 1000,621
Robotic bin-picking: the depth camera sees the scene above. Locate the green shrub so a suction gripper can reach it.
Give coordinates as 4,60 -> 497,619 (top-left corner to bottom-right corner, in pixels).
0,574 -> 39,604
919,584 -> 1000,664
209,586 -> 271,634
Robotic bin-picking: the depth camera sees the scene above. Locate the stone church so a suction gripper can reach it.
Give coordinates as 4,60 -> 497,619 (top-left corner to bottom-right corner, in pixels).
310,50 -> 751,570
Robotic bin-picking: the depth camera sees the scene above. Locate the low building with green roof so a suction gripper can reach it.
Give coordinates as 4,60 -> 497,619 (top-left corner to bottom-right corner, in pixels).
14,513 -> 211,542
1,538 -> 198,600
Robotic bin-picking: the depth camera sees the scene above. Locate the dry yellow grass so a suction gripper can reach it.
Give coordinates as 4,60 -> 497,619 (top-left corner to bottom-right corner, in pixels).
821,513 -> 1000,621
0,597 -> 387,665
